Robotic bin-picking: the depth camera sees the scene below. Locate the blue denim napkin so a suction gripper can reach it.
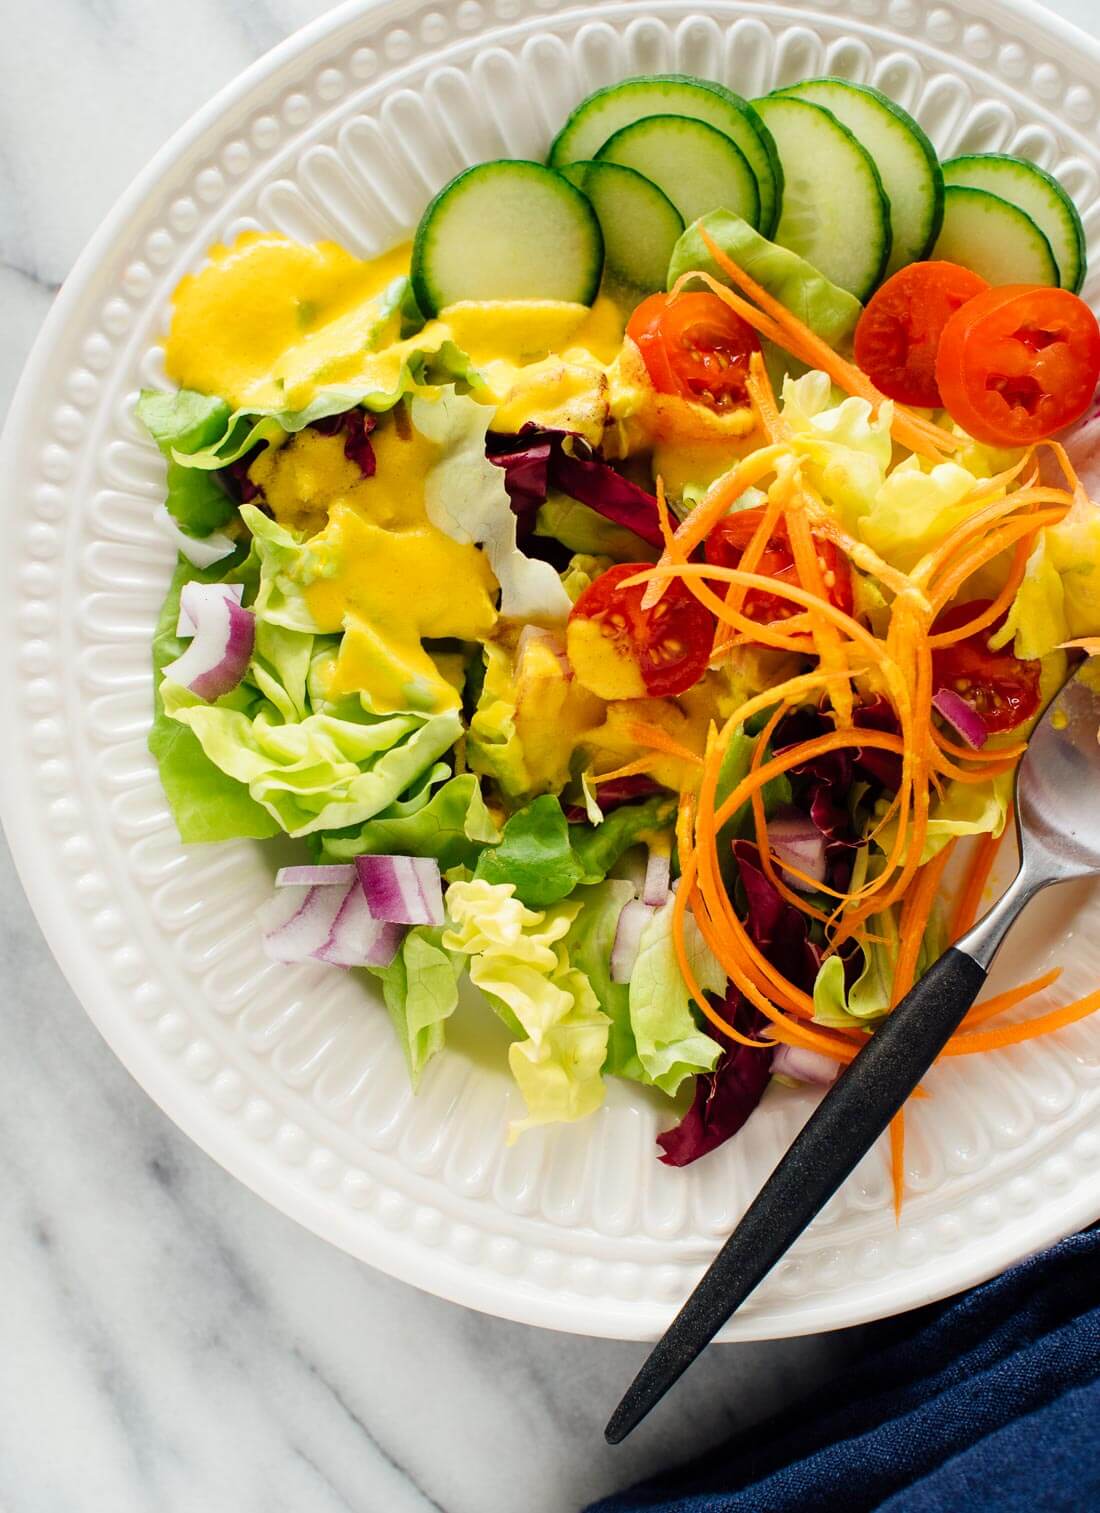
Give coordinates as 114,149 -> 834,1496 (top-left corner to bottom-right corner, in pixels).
590,1225 -> 1100,1512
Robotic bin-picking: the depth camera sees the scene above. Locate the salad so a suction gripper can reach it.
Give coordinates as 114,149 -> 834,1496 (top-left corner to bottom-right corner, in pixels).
138,73 -> 1100,1198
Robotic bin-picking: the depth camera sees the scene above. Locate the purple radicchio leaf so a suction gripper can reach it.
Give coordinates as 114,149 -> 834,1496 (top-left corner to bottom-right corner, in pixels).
562,774 -> 665,824
486,425 -> 665,549
656,990 -> 773,1167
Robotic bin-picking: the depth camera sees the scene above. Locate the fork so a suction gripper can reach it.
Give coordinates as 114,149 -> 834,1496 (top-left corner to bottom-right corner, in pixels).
606,665 -> 1100,1443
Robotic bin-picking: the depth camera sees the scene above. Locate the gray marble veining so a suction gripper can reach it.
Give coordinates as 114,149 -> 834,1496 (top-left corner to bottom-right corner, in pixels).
1,0 -> 1089,1507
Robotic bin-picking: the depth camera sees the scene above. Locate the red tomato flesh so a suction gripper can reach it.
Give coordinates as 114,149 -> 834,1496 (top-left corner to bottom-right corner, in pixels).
853,261 -> 990,408
626,292 -> 761,411
567,563 -> 715,699
931,600 -> 1042,733
704,508 -> 853,625
935,284 -> 1100,445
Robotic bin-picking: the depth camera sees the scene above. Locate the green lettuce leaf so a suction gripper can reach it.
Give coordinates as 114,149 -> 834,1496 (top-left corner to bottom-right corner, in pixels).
667,209 -> 863,350
149,555 -> 279,843
779,371 -> 894,529
813,855 -> 947,1030
628,898 -> 724,1096
571,794 -> 677,882
1040,492 -> 1100,642
565,880 -> 641,1080
161,677 -> 462,838
534,494 -> 656,562
370,925 -> 462,1086
162,336 -> 479,472
858,456 -> 989,574
317,772 -> 499,871
474,796 -> 583,908
467,641 -> 531,799
988,535 -> 1067,661
874,769 -> 1014,866
443,880 -> 609,1137
135,388 -> 236,537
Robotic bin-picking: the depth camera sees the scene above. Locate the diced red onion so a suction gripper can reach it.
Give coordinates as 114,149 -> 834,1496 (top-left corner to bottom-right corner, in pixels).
611,899 -> 655,983
258,879 -> 403,968
258,884 -> 348,963
176,582 -> 244,636
772,1043 -> 839,1087
314,881 -> 403,967
932,687 -> 988,749
642,847 -> 671,907
163,583 -> 255,701
356,854 -> 444,926
154,503 -> 236,568
768,812 -> 827,892
275,864 -> 356,887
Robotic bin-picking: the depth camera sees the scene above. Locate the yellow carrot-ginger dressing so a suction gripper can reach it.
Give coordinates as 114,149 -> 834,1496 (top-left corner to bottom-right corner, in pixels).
252,423 -> 498,715
161,230 -> 739,770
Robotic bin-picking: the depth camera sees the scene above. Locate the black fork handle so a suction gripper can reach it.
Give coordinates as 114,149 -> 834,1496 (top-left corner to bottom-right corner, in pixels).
605,947 -> 988,1443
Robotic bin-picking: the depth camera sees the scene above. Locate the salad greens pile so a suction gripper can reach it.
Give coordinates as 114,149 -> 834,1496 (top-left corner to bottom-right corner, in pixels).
137,105 -> 1100,1171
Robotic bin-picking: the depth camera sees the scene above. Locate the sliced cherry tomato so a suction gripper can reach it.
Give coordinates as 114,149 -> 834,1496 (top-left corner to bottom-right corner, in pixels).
704,508 -> 853,625
566,563 -> 714,700
626,292 -> 761,411
931,600 -> 1042,733
853,261 -> 990,408
935,284 -> 1100,445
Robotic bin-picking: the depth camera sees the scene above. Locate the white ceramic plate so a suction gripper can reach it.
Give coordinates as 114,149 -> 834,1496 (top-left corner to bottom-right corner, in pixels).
5,0 -> 1100,1342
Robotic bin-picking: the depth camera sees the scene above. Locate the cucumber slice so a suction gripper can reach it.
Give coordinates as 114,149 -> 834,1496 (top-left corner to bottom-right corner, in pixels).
559,161 -> 684,293
942,154 -> 1085,292
410,161 -> 604,316
751,95 -> 891,301
549,75 -> 782,237
777,78 -> 943,276
931,184 -> 1059,287
595,115 -> 759,234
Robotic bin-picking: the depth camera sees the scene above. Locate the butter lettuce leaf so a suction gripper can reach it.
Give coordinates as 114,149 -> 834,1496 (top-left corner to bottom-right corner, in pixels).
780,371 -> 894,528
668,210 -> 863,350
161,335 -> 478,471
859,456 -> 989,573
370,925 -> 462,1087
1041,492 -> 1100,641
565,880 -> 640,1080
989,534 -> 1068,661
135,388 -> 236,537
628,898 -> 724,1096
318,772 -> 499,872
443,880 -> 609,1138
410,390 -> 571,623
161,680 -> 462,838
149,554 -> 279,843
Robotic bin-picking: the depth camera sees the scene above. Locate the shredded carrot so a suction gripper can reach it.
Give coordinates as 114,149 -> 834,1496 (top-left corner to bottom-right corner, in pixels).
943,988 -> 1100,1054
950,824 -> 1010,941
624,721 -> 703,767
746,349 -> 788,442
591,757 -> 660,785
640,443 -> 785,609
599,283 -> 1100,1222
694,232 -> 964,458
927,537 -> 1032,648
963,968 -> 1062,1029
892,842 -> 956,1006
890,1111 -> 906,1222
654,475 -> 677,554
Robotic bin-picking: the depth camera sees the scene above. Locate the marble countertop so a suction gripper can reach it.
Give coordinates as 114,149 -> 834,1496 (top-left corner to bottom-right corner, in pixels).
0,1 -> 1092,1508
